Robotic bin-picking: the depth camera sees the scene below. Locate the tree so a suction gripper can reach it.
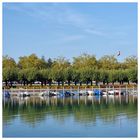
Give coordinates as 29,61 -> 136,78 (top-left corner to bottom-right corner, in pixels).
37,69 -> 50,86
51,57 -> 70,86
18,68 -> 38,86
100,70 -> 109,85
92,70 -> 100,86
128,68 -> 137,83
98,55 -> 119,70
3,56 -> 18,87
108,70 -> 118,85
3,68 -> 18,86
18,54 -> 47,69
71,69 -> 80,86
65,67 -> 73,86
47,58 -> 53,68
3,55 -> 17,69
73,53 -> 97,69
123,56 -> 137,69
80,68 -> 94,86
26,68 -> 38,85
18,69 -> 28,86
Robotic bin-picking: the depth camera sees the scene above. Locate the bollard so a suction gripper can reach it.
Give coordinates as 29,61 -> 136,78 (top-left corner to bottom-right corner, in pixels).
78,86 -> 79,96
63,86 -> 64,95
133,86 -> 134,95
119,86 -> 121,96
70,87 -> 72,94
126,85 -> 127,95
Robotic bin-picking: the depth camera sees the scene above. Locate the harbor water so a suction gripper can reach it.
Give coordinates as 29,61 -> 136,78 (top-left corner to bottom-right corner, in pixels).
3,94 -> 137,137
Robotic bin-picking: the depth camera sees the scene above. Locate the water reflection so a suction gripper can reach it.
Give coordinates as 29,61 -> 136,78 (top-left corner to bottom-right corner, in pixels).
3,95 -> 137,127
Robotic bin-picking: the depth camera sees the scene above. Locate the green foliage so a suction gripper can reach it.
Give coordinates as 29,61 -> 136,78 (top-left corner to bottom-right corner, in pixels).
18,68 -> 38,84
98,55 -> 119,70
18,54 -> 47,69
2,54 -> 138,87
26,68 -> 38,83
100,69 -> 109,84
71,69 -> 80,85
37,69 -> 49,81
50,57 -> 70,85
47,58 -> 53,68
128,68 -> 137,83
124,56 -> 137,69
3,68 -> 18,82
73,53 -> 97,69
80,68 -> 93,83
18,69 -> 28,82
3,55 -> 17,69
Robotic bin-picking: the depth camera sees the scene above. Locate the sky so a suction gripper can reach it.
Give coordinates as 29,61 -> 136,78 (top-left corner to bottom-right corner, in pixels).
3,2 -> 137,62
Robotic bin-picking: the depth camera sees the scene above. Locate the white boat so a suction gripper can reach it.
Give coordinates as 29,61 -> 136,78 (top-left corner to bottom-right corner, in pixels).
19,91 -> 30,97
79,90 -> 87,96
108,90 -> 115,95
87,90 -> 94,96
102,91 -> 108,96
50,91 -> 60,96
108,90 -> 121,95
39,91 -> 50,96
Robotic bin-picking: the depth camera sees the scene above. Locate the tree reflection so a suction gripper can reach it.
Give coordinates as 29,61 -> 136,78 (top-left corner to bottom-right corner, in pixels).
3,95 -> 137,126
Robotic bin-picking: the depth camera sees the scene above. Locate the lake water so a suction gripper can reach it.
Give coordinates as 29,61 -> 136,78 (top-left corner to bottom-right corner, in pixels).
3,95 -> 137,137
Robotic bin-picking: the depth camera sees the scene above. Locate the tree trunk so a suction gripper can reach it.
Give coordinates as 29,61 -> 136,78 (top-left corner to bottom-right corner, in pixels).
68,80 -> 70,86
10,81 -> 12,87
80,82 -> 82,86
41,81 -> 43,87
91,80 -> 93,86
62,81 -> 64,86
58,81 -> 60,86
49,81 -> 52,86
75,81 -> 77,86
23,81 -> 25,86
96,81 -> 98,86
44,81 -> 46,86
5,81 -> 8,86
30,82 -> 32,86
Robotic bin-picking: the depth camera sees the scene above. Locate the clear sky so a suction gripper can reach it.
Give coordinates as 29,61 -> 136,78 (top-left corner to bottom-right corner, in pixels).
3,2 -> 137,62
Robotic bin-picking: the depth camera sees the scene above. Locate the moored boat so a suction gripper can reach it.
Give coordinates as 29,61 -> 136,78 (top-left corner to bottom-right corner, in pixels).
3,91 -> 10,98
93,89 -> 103,95
19,91 -> 30,97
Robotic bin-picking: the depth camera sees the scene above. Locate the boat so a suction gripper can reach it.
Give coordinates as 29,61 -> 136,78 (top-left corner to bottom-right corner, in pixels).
19,91 -> 30,97
108,90 -> 115,95
102,90 -> 108,96
79,90 -> 88,96
93,89 -> 103,95
64,91 -> 71,97
50,91 -> 60,96
3,91 -> 10,98
87,90 -> 94,96
108,90 -> 121,95
39,91 -> 50,96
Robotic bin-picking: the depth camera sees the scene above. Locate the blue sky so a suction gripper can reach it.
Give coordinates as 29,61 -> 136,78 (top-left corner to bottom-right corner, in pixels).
3,3 -> 137,62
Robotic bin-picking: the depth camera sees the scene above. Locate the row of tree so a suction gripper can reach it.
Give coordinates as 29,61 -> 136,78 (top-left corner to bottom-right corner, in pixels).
3,53 -> 137,87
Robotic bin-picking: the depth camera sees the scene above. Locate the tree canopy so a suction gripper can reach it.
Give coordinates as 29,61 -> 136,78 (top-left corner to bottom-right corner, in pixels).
2,53 -> 138,87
